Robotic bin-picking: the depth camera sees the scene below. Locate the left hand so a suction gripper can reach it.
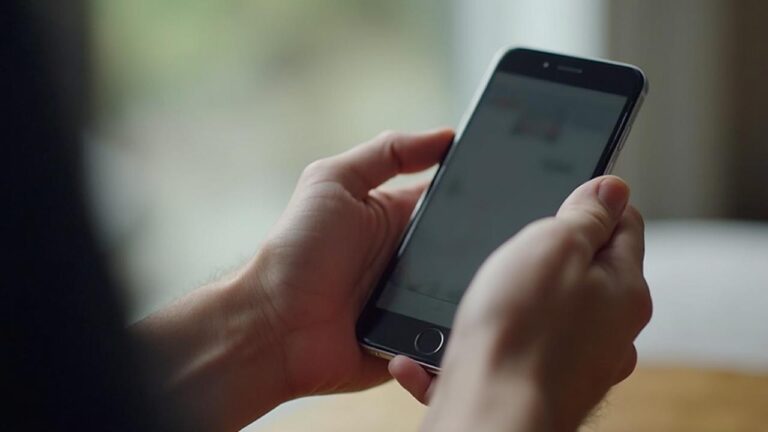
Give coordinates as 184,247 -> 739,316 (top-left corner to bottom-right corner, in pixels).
249,129 -> 453,397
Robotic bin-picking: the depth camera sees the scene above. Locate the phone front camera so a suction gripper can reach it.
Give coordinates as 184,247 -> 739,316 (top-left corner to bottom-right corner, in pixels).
542,62 -> 550,68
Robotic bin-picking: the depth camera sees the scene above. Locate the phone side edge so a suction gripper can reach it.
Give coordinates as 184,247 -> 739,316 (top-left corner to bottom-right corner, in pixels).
361,343 -> 441,374
603,74 -> 649,174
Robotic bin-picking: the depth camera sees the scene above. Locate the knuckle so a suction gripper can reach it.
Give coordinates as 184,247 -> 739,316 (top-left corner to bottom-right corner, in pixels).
301,157 -> 333,179
584,205 -> 613,236
548,223 -> 591,261
517,219 -> 591,268
517,217 -> 556,241
624,205 -> 645,231
628,278 -> 653,326
638,281 -> 653,323
375,129 -> 401,145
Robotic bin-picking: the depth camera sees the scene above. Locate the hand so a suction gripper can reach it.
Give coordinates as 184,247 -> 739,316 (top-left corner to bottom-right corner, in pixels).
251,129 -> 453,397
401,176 -> 652,432
134,129 -> 452,431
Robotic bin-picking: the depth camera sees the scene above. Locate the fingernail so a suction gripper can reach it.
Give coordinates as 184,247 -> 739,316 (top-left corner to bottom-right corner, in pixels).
597,177 -> 629,217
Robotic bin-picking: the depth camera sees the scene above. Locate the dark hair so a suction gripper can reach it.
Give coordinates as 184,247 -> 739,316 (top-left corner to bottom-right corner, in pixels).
4,2 -> 172,429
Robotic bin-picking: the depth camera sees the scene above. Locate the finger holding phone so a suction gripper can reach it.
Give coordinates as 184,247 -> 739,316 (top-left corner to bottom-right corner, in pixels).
358,47 -> 651,427
402,176 -> 652,432
357,48 -> 647,370
134,48 -> 650,431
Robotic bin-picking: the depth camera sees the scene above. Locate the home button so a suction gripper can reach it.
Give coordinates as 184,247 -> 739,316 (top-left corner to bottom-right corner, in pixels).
414,328 -> 444,355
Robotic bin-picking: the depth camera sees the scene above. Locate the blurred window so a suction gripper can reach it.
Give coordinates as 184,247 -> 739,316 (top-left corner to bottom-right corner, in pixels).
89,0 -> 604,320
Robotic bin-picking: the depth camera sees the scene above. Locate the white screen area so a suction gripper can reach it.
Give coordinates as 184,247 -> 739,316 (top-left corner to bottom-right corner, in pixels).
376,73 -> 627,327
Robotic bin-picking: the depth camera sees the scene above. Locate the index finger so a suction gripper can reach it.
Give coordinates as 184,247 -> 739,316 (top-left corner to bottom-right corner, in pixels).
332,129 -> 453,197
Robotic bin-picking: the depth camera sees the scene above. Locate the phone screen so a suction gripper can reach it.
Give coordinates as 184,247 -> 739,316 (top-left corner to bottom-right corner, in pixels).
375,72 -> 628,328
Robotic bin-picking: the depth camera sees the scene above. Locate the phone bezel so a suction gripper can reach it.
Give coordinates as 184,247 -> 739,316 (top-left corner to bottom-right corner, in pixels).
356,47 -> 648,371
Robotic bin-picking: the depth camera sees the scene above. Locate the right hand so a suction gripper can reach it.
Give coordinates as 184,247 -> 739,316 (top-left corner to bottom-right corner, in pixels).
407,176 -> 652,432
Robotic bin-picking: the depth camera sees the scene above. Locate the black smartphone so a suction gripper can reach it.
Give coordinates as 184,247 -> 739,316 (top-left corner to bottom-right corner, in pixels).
356,47 -> 648,371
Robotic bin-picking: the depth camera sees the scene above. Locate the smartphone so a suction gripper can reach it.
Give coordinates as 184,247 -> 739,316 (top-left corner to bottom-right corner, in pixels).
356,47 -> 648,371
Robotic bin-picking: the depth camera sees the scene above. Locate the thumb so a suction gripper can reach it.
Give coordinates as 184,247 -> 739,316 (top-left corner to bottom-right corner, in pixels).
555,175 -> 630,256
388,355 -> 435,405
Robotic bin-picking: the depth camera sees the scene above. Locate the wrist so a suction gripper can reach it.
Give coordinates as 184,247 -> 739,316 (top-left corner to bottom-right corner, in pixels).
133,260 -> 292,431
215,260 -> 293,409
184,268 -> 294,430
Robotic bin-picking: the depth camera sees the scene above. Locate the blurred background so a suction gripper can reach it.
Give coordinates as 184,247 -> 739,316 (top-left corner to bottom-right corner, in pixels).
65,0 -> 768,430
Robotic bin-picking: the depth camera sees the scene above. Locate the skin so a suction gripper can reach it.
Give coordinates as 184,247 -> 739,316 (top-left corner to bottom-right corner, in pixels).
133,130 -> 651,432
395,176 -> 652,432
134,129 -> 454,430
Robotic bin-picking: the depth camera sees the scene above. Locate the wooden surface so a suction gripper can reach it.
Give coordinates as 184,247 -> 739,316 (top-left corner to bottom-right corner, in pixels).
252,367 -> 768,431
